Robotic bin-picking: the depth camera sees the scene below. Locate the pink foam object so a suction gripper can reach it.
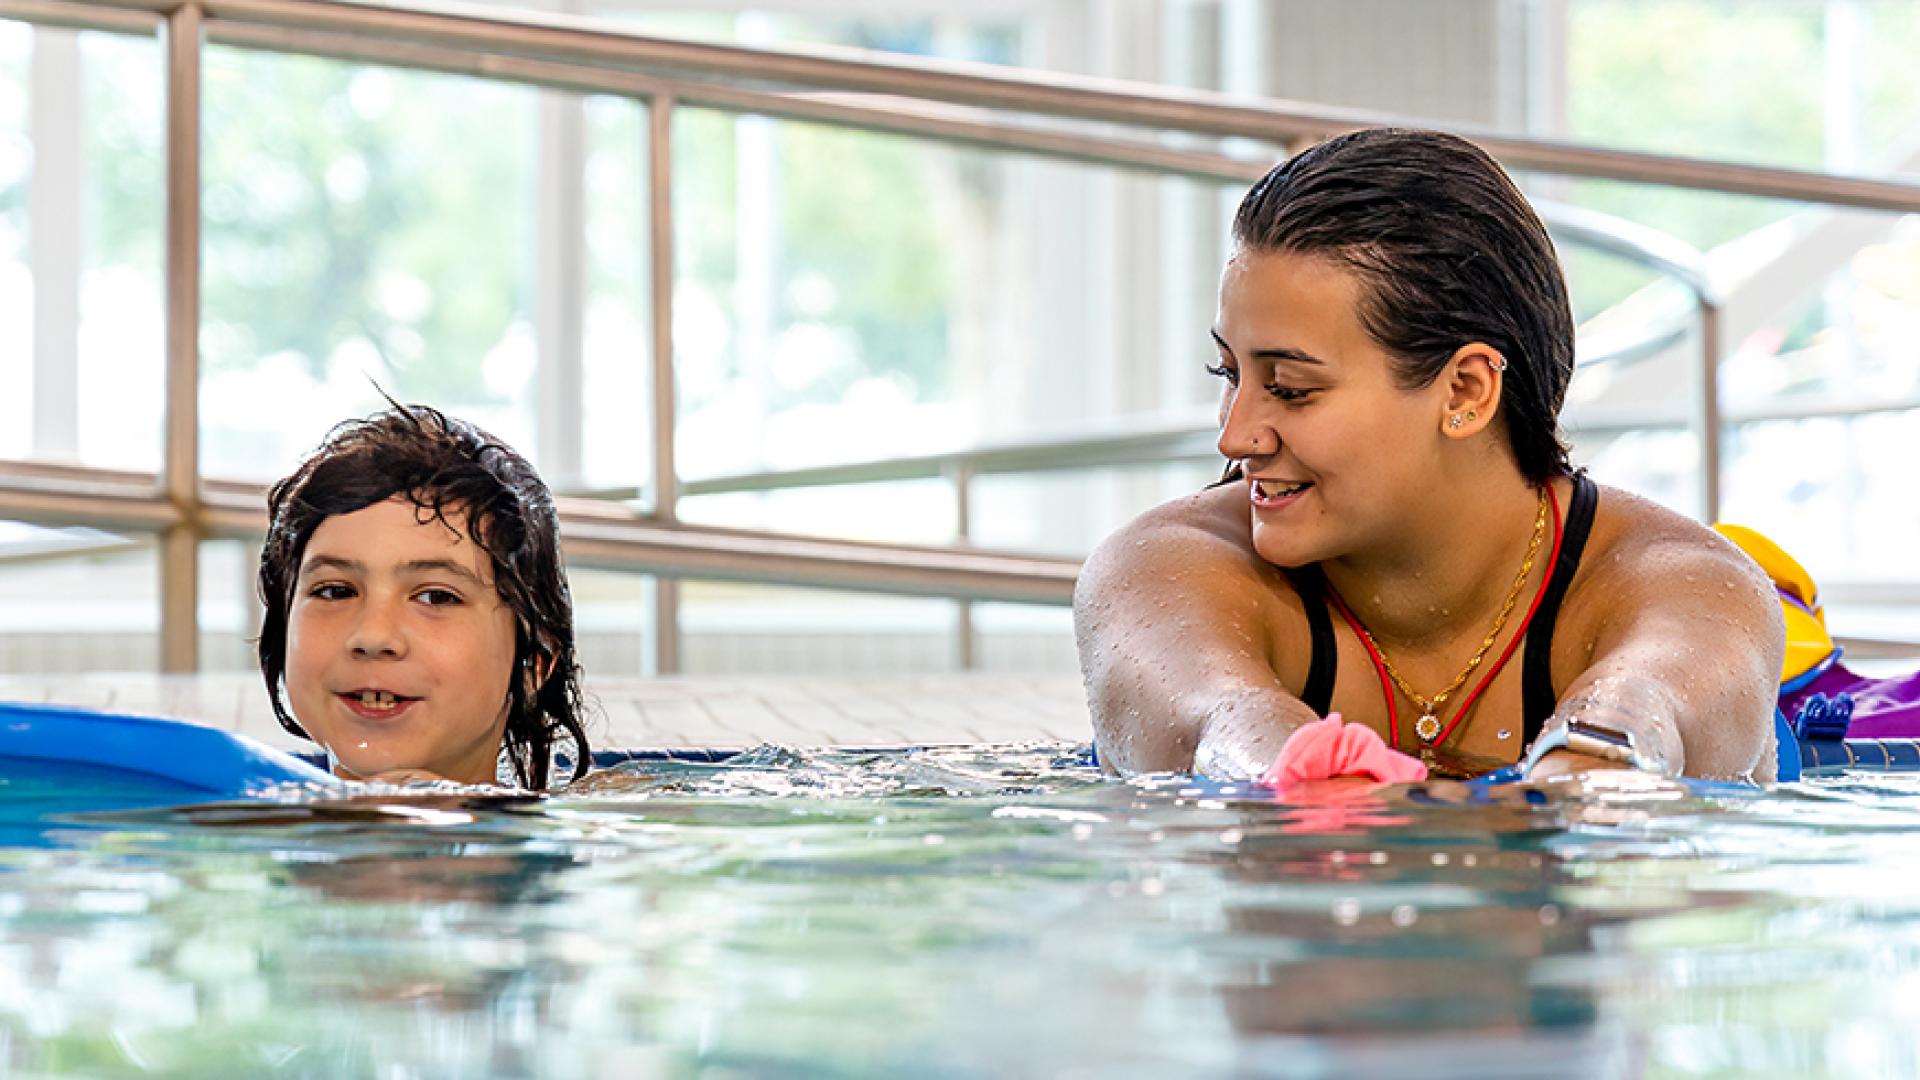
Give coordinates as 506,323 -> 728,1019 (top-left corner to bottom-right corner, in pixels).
1259,714 -> 1429,786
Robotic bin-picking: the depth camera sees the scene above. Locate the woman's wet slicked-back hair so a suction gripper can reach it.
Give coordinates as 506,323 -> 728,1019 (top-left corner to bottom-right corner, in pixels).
1231,127 -> 1576,485
257,404 -> 590,788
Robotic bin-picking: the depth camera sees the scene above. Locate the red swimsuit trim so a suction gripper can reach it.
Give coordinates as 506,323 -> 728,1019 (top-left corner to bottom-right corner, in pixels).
1323,481 -> 1567,750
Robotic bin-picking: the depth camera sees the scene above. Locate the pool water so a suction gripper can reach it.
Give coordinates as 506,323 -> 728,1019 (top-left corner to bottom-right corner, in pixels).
6,744 -> 1920,1077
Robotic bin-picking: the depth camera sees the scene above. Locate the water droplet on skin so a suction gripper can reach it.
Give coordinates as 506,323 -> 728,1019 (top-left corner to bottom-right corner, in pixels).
1496,729 -> 1512,740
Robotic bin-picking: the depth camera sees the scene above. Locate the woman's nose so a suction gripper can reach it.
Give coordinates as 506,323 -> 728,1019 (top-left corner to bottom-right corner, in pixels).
1216,390 -> 1279,462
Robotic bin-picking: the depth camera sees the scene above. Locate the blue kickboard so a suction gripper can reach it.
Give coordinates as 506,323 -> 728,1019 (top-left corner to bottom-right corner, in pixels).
1,701 -> 337,799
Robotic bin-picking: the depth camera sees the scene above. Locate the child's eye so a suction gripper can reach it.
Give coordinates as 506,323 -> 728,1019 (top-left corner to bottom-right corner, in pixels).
1205,362 -> 1239,386
1265,384 -> 1315,403
415,588 -> 464,608
309,583 -> 355,601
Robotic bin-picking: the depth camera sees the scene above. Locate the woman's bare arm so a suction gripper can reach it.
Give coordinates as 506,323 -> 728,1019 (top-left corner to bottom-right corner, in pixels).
1074,493 -> 1319,777
1532,522 -> 1785,783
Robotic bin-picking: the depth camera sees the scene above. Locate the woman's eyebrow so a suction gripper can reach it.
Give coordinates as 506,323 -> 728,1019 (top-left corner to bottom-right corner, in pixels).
1209,328 -> 1325,366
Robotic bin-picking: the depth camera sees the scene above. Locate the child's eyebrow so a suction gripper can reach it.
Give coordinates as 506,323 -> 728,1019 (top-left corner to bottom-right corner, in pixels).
300,554 -> 484,586
299,554 -> 364,579
398,558 -> 485,586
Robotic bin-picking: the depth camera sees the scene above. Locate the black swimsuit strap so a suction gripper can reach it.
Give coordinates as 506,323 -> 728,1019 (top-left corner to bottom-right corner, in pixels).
1291,566 -> 1338,718
1288,474 -> 1597,733
1521,472 -> 1600,745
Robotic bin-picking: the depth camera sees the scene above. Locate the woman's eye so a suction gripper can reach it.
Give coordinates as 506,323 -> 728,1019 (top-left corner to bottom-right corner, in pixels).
1205,362 -> 1239,386
309,583 -> 355,601
1265,384 -> 1314,403
415,588 -> 463,608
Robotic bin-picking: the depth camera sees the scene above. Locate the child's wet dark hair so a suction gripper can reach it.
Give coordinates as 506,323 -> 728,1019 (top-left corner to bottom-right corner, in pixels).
257,404 -> 590,788
1230,127 -> 1576,485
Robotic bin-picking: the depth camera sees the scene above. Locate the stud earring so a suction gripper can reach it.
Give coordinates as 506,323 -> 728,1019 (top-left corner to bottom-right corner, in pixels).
1465,410 -> 1478,423
1448,414 -> 1464,430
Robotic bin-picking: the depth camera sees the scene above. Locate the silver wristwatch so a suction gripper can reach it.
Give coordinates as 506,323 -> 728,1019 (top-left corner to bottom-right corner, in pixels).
1521,719 -> 1655,777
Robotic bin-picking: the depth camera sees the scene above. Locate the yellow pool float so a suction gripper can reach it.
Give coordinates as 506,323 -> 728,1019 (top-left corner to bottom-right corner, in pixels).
1715,523 -> 1836,684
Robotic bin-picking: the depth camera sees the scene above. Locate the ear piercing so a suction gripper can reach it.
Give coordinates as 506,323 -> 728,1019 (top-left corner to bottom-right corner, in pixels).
1448,410 -> 1479,431
1490,358 -> 1508,372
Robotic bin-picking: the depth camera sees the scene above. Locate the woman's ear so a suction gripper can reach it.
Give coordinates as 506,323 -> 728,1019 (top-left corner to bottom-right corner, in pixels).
1439,342 -> 1505,438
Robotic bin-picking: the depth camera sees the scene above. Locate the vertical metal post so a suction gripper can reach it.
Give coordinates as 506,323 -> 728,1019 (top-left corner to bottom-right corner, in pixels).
160,3 -> 202,673
29,27 -> 82,461
647,93 -> 681,674
1697,299 -> 1723,524
946,460 -> 976,671
534,87 -> 586,491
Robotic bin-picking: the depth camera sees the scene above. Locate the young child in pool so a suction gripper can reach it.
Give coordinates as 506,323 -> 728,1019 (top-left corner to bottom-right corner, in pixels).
256,404 -> 591,788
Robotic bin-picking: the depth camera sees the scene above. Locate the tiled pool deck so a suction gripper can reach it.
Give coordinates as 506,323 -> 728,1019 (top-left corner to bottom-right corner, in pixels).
0,672 -> 1095,753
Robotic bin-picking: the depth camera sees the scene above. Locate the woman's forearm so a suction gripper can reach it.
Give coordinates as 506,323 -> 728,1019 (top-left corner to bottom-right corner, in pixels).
1540,673 -> 1688,777
1190,686 -> 1323,779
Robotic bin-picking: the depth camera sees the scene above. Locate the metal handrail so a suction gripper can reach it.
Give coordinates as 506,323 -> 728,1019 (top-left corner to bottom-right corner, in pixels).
0,463 -> 1081,603
14,0 -> 1920,212
10,0 -> 1920,212
4,0 -> 1920,670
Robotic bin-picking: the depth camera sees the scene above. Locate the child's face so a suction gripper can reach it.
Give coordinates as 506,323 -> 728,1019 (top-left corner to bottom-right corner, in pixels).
285,497 -> 520,785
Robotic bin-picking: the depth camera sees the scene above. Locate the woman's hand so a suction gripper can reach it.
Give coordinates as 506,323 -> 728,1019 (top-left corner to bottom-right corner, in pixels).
1259,714 -> 1428,786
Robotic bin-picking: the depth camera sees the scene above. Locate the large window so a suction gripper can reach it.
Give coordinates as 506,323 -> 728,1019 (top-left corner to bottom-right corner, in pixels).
3,0 -> 1918,678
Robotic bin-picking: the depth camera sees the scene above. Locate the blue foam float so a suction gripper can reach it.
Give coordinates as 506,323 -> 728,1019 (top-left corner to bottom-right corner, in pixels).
1,701 -> 337,800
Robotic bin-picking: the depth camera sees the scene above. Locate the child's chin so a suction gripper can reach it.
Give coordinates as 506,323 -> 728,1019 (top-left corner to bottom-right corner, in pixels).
326,747 -> 413,782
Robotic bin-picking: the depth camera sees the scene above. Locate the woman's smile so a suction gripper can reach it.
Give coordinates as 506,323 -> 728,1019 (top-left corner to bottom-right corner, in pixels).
1249,477 -> 1313,512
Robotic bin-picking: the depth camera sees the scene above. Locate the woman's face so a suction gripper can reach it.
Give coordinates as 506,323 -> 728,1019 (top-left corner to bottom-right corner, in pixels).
285,497 -> 519,784
1212,249 -> 1448,568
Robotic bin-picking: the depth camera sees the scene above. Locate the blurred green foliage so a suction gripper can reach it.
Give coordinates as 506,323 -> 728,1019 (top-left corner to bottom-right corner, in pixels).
195,48 -> 533,403
1561,1 -> 1920,320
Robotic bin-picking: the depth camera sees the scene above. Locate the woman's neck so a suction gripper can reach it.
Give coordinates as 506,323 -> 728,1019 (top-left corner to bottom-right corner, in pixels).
1319,470 -> 1554,652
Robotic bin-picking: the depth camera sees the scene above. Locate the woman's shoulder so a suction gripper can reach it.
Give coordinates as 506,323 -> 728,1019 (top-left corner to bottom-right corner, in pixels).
1085,484 -> 1255,565
1077,484 -> 1288,604
1578,479 -> 1774,604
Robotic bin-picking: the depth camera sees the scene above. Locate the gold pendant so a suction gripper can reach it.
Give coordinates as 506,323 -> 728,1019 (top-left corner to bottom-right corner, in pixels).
1414,712 -> 1441,743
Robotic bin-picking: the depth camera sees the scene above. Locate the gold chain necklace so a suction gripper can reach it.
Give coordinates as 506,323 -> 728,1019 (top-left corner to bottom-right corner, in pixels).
1355,487 -> 1549,746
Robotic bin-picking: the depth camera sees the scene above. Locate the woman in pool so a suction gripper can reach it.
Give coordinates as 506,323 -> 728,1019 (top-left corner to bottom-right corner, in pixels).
257,404 -> 590,788
1075,128 -> 1785,784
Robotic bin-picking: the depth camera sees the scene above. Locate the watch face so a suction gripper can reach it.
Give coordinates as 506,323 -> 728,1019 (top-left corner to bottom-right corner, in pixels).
1565,720 -> 1635,762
